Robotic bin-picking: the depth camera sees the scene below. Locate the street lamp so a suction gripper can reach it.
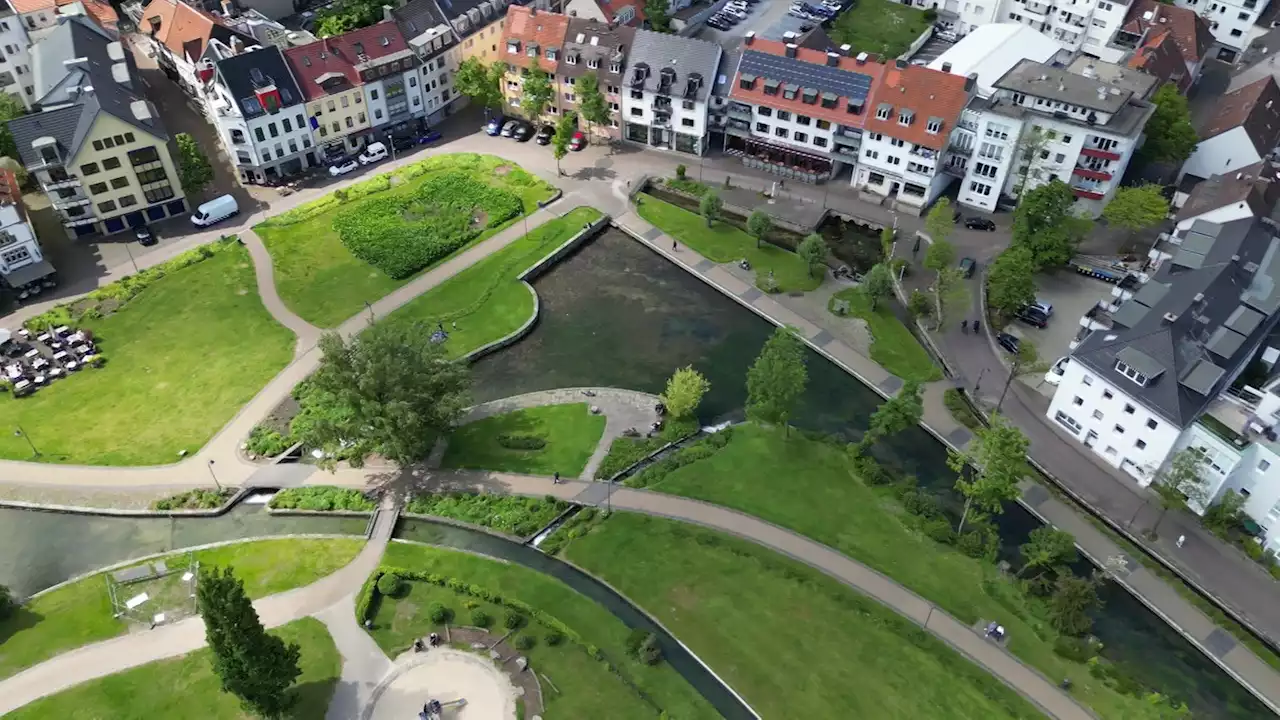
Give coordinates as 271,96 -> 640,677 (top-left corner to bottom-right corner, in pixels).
973,367 -> 989,396
123,239 -> 139,274
14,425 -> 38,458
206,459 -> 222,491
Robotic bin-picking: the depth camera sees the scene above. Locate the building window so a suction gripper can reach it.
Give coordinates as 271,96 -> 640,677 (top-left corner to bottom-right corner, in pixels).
255,127 -> 265,142
102,157 -> 121,171
816,119 -> 830,130
1114,425 -> 1125,434
1115,360 -> 1150,386
876,105 -> 890,120
118,194 -> 137,208
1262,460 -> 1272,472
1103,390 -> 1113,399
681,118 -> 694,127
1054,411 -> 1082,433
926,118 -> 941,134
968,181 -> 992,196
756,122 -> 769,132
97,200 -> 116,213
1146,419 -> 1157,430
1072,396 -> 1083,406
794,132 -> 808,143
231,128 -> 245,143
88,181 -> 108,194
682,100 -> 694,110
631,90 -> 643,100
109,177 -> 129,189
1136,439 -> 1147,450
1092,410 -> 1103,420
1105,446 -> 1117,456
813,137 -> 827,148
80,162 -> 100,176
758,107 -> 772,117
1082,375 -> 1093,385
797,115 -> 811,126
631,108 -> 643,117
1124,404 -> 1135,414
777,110 -> 791,121
371,89 -> 379,100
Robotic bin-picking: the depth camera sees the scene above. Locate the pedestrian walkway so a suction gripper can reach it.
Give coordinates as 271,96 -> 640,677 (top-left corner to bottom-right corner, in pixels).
238,229 -> 322,356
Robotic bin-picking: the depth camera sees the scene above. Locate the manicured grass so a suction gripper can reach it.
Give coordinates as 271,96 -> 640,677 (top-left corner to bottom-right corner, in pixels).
388,207 -> 603,358
7,617 -> 339,720
373,543 -> 717,720
0,538 -> 363,680
442,403 -> 606,477
563,512 -> 1043,720
829,287 -> 942,382
405,493 -> 567,537
255,153 -> 556,328
641,423 -> 1180,719
594,417 -> 699,480
635,193 -> 820,292
0,243 -> 293,465
831,0 -> 932,57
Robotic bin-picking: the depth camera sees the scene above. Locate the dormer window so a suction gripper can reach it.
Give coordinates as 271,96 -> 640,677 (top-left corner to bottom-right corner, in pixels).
588,58 -> 599,69
1115,360 -> 1149,387
546,48 -> 557,60
566,53 -> 577,65
739,74 -> 757,90
763,79 -> 779,96
820,92 -> 837,109
610,62 -> 621,73
926,117 -> 942,134
801,88 -> 817,105
898,109 -> 913,126
876,103 -> 891,120
782,83 -> 798,100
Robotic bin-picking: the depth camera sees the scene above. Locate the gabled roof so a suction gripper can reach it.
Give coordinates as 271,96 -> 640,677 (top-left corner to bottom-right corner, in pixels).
1127,30 -> 1191,91
139,0 -> 250,63
865,61 -> 969,151
12,0 -> 117,29
560,17 -> 633,80
214,44 -> 302,116
589,0 -> 643,26
1121,0 -> 1213,65
502,5 -> 570,73
1200,76 -> 1280,156
1230,28 -> 1280,92
1176,161 -> 1280,223
392,0 -> 454,57
728,38 -> 883,127
284,39 -> 361,102
627,27 -> 721,102
439,0 -> 509,37
313,21 -> 416,71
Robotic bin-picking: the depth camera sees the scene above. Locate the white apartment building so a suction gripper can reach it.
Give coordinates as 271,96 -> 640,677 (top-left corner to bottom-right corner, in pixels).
392,0 -> 459,127
1171,0 -> 1265,55
935,0 -> 1000,36
0,2 -> 32,107
0,199 -> 52,291
621,28 -> 721,156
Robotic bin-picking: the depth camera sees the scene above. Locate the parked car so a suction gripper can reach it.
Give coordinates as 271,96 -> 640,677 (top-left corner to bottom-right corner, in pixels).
134,224 -> 157,246
535,124 -> 555,145
328,158 -> 359,176
485,115 -> 505,136
958,257 -> 976,278
1030,298 -> 1053,316
500,121 -> 517,138
964,217 -> 996,231
190,194 -> 239,227
707,18 -> 730,29
1044,356 -> 1070,386
1015,305 -> 1049,328
570,131 -> 587,150
996,332 -> 1020,354
511,121 -> 533,142
418,130 -> 443,145
358,141 -> 388,165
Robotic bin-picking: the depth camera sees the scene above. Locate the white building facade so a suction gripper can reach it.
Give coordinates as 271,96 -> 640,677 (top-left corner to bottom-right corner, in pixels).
0,201 -> 48,289
206,45 -> 316,182
621,28 -> 721,156
0,3 -> 32,107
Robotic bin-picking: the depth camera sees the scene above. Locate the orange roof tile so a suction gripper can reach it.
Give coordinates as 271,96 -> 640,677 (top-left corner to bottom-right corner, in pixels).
139,0 -> 228,60
11,0 -> 117,28
727,38 -> 885,129
501,6 -> 569,74
864,62 -> 969,151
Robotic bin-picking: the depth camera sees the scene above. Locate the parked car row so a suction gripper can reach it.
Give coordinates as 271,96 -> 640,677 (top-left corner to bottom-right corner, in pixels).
708,0 -> 758,31
485,116 -> 586,150
788,0 -> 842,22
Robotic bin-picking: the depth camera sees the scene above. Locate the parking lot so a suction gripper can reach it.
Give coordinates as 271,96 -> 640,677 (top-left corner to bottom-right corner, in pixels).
1004,269 -> 1112,397
696,0 -> 798,47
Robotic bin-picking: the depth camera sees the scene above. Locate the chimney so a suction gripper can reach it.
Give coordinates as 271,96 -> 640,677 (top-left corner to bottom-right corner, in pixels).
840,43 -> 852,56
785,43 -> 797,58
941,61 -> 951,73
1082,63 -> 1097,79
383,4 -> 395,22
744,31 -> 755,45
855,51 -> 868,65
895,58 -> 907,69
529,6 -> 536,15
964,72 -> 977,92
826,51 -> 839,67
230,36 -> 244,54
1163,312 -> 1179,323
1096,86 -> 1107,100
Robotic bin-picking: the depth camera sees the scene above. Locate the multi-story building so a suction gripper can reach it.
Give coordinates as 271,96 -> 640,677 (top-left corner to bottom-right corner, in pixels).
1172,160 -> 1280,226
563,0 -> 644,27
620,27 -> 721,156
854,60 -> 973,213
935,0 -> 1000,37
559,17 -> 633,140
136,0 -> 252,96
12,0 -> 115,35
315,23 -> 426,141
724,34 -> 884,183
221,6 -> 317,49
284,39 -> 370,160
0,1 -> 33,107
442,0 -> 513,68
1105,0 -> 1213,90
10,17 -> 186,237
1167,0 -> 1264,58
204,44 -> 316,182
500,6 -> 568,122
392,0 -> 459,126
998,0 -> 1129,55
0,171 -> 53,292
1180,77 -> 1280,188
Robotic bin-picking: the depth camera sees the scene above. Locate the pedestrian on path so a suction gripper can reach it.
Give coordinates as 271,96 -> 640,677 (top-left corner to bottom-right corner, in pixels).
961,320 -> 968,333
553,472 -> 560,484
973,319 -> 981,334
672,239 -> 677,251
1177,534 -> 1186,548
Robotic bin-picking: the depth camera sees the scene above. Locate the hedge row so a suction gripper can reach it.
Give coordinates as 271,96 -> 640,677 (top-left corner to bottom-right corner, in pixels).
150,487 -> 233,511
268,486 -> 375,511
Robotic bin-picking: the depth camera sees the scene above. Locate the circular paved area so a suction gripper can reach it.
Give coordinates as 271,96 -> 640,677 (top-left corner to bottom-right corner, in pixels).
368,649 -> 519,720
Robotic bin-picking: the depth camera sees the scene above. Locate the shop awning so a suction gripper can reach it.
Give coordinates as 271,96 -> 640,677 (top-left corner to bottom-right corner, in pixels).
3,259 -> 54,288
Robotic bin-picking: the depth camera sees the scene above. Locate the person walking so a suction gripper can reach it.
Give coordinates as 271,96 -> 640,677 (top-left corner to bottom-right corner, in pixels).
553,472 -> 561,484
972,319 -> 981,334
671,239 -> 677,251
961,320 -> 969,333
1176,534 -> 1186,548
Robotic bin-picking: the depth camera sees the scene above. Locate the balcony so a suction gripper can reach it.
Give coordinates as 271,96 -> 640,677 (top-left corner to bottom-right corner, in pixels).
949,142 -> 973,156
1080,146 -> 1121,161
1072,186 -> 1105,200
942,162 -> 968,178
908,146 -> 938,161
728,102 -> 752,118
1073,166 -> 1112,181
654,114 -> 672,128
52,195 -> 91,211
61,214 -> 97,228
44,175 -> 80,191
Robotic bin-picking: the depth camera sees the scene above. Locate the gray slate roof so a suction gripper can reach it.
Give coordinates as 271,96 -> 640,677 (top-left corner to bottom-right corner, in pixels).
627,28 -> 721,102
561,17 -> 634,80
1071,217 -> 1280,427
215,45 -> 303,119
9,17 -> 166,168
995,59 -> 1138,114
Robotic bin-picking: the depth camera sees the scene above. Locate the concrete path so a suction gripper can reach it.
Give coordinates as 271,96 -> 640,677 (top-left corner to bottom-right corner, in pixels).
0,503 -> 399,714
239,228 -> 322,356
317,599 -> 394,720
461,387 -> 661,480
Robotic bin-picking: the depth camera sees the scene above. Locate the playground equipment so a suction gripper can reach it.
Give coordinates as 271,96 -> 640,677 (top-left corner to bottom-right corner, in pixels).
419,698 -> 467,719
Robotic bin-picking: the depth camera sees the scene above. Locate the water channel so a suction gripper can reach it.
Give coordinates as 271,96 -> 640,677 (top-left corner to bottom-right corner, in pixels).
0,228 -> 1268,717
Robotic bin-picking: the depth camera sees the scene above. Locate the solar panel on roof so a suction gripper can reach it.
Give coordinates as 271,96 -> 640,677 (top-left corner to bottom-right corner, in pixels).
739,50 -> 872,101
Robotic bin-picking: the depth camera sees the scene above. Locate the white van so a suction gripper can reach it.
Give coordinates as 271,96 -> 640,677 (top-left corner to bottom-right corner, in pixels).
191,194 -> 239,227
358,141 -> 388,165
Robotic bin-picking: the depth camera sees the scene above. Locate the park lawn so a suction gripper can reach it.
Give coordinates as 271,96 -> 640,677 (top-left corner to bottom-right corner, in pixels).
644,423 -> 1175,719
830,0 -> 932,57
442,403 -> 606,477
563,512 -> 1042,720
635,193 -> 820,293
254,153 -> 556,328
830,287 -> 942,382
0,243 -> 293,465
374,543 -> 717,720
7,617 -> 338,720
387,207 -> 603,358
0,538 -> 363,681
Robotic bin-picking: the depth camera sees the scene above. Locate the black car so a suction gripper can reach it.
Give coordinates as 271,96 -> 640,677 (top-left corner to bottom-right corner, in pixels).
964,217 -> 997,232
706,18 -> 729,29
511,121 -> 533,142
535,124 -> 555,145
134,224 -> 157,246
958,257 -> 976,278
1015,306 -> 1049,329
996,332 -> 1020,354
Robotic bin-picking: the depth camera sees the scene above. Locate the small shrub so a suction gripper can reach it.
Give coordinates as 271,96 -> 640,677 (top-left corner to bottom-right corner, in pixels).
675,164 -> 687,179
504,609 -> 525,630
268,486 -> 376,511
149,488 -> 231,511
922,517 -> 956,544
545,630 -> 564,646
496,434 -> 547,450
470,608 -> 491,627
246,425 -> 293,457
513,634 -> 535,651
1054,635 -> 1097,663
908,289 -> 932,318
638,634 -> 663,665
625,628 -> 649,656
377,573 -> 406,598
428,602 -> 453,624
901,489 -> 940,519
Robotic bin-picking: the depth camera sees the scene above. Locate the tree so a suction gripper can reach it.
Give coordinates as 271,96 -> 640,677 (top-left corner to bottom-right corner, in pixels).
923,237 -> 955,276
1047,573 -> 1103,636
796,233 -> 828,278
924,197 -> 954,245
923,238 -> 958,327
175,133 -> 214,197
1011,180 -> 1088,269
521,68 -> 554,121
852,381 -> 922,456
1017,526 -> 1078,578
1103,184 -> 1169,240
661,366 -> 710,419
577,72 -> 609,143
986,246 -> 1037,318
552,112 -> 576,176
699,190 -> 722,228
454,58 -> 503,110
932,267 -> 970,330
198,566 -> 302,716
948,414 -> 1028,532
861,263 -> 894,311
1012,126 -> 1049,198
1152,447 -> 1211,530
645,0 -> 672,32
1203,489 -> 1248,538
314,0 -> 383,36
291,321 -> 470,469
746,210 -> 772,249
0,93 -> 26,159
1141,84 -> 1199,165
746,327 -> 807,433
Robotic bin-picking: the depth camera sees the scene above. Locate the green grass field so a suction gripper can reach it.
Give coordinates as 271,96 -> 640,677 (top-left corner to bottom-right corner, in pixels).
374,543 -> 717,719
640,423 -> 1179,719
635,193 -> 820,292
831,0 -> 932,57
7,617 -> 339,720
387,207 -> 603,358
254,153 -> 556,328
0,243 -> 293,465
563,512 -> 1042,719
442,403 -> 606,477
0,538 -> 363,680
829,287 -> 941,382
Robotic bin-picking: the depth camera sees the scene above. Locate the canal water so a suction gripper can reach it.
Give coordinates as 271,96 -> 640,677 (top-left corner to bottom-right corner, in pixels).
471,228 -> 1270,719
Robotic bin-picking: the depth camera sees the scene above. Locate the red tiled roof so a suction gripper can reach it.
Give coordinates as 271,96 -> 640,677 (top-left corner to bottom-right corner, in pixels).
727,39 -> 885,129
284,40 -> 362,102
596,0 -> 643,26
12,0 -> 117,28
864,62 -> 969,151
139,0 -> 227,60
1201,76 -> 1280,150
315,22 -> 412,65
1129,31 -> 1191,92
1123,0 -> 1212,64
502,6 -> 570,73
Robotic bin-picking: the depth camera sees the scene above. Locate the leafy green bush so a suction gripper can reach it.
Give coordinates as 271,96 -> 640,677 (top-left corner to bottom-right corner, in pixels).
150,488 -> 232,511
333,172 -> 523,279
922,517 -> 955,545
639,634 -> 663,666
246,425 -> 293,457
626,428 -> 734,489
625,628 -> 648,655
957,526 -> 1000,561
504,609 -> 525,630
545,629 -> 564,646
470,609 -> 491,628
405,492 -> 566,536
268,486 -> 376,512
908,289 -> 932,318
428,602 -> 453,624
899,488 -> 940,519
377,573 -> 406,598
495,433 -> 547,450
513,634 -> 535,651
1054,635 -> 1097,663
